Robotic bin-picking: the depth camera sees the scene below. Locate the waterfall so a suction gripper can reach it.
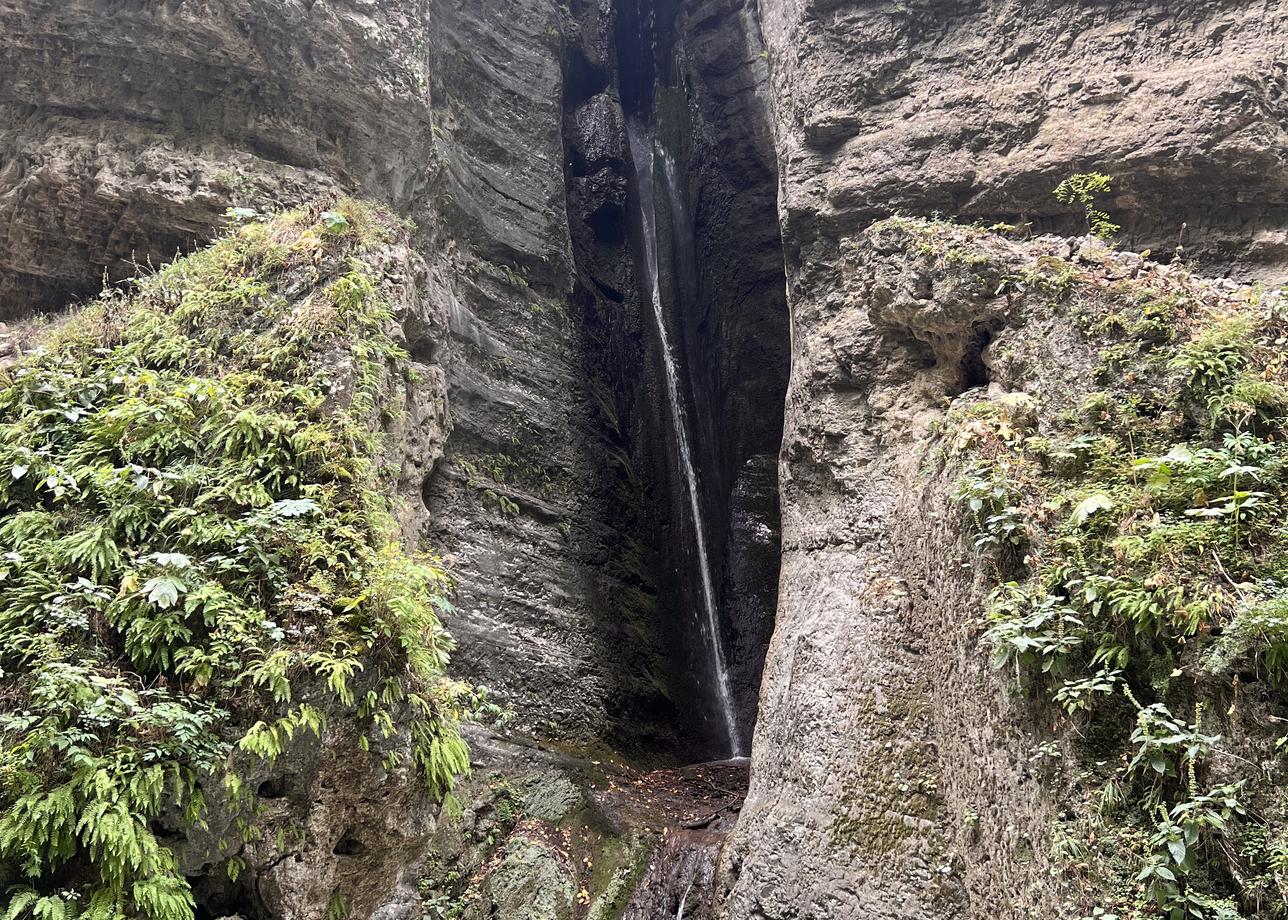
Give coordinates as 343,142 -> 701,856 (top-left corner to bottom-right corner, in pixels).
627,122 -> 742,758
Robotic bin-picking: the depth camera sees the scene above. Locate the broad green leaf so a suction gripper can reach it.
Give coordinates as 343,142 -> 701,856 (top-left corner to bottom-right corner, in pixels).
143,575 -> 187,609
321,211 -> 350,231
1071,493 -> 1114,527
269,498 -> 320,518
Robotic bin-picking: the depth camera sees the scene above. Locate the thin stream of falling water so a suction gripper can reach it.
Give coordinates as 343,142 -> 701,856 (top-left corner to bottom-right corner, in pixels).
628,122 -> 741,757
675,855 -> 697,919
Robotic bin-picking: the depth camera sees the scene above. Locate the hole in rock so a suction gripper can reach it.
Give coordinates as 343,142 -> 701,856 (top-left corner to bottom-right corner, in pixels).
148,818 -> 187,844
256,775 -> 296,799
332,831 -> 367,857
960,322 -> 994,390
587,201 -> 626,243
409,335 -> 440,366
189,872 -> 266,920
592,277 -> 625,303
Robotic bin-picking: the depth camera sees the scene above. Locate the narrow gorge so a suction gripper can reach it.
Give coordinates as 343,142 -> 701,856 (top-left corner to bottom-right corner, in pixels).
1,2 -> 1288,920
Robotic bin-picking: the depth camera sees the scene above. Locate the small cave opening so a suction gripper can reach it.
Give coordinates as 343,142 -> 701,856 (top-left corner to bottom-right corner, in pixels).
562,0 -> 789,762
959,322 -> 995,392
189,872 -> 267,920
332,830 -> 368,857
404,312 -> 442,366
255,774 -> 298,800
148,818 -> 187,846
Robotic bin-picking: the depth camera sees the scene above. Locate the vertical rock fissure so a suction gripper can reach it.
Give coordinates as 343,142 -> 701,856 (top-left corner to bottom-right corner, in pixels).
628,120 -> 741,757
562,0 -> 788,761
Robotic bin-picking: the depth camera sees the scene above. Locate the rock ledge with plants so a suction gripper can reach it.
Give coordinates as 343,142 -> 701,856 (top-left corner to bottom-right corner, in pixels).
894,215 -> 1288,918
725,210 -> 1288,919
0,201 -> 468,920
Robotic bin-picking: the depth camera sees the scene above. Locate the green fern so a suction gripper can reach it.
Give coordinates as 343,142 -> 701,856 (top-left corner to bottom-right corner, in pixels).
0,200 -> 468,920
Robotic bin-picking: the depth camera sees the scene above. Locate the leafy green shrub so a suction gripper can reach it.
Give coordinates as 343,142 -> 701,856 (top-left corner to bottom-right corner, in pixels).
0,201 -> 467,919
1170,316 -> 1253,393
1209,593 -> 1288,683
1054,173 -> 1121,240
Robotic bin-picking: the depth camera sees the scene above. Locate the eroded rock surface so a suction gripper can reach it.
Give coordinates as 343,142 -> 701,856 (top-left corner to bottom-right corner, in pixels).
0,0 -> 432,316
757,0 -> 1288,276
718,3 -> 1288,916
13,0 -> 1288,916
720,215 -> 1288,918
0,0 -> 708,754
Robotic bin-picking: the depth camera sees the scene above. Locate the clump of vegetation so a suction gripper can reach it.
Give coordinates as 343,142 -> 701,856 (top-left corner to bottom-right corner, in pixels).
941,233 -> 1288,917
0,201 -> 468,920
1055,172 -> 1121,240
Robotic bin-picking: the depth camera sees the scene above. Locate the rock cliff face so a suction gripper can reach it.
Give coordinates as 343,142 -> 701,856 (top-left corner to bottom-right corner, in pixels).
756,0 -> 1288,275
1,0 -> 786,913
6,0 -> 1288,917
0,0 -> 751,755
0,0 -> 432,316
719,3 -> 1288,917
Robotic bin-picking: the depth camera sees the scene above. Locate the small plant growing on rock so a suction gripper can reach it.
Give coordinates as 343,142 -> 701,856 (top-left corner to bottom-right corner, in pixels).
1055,172 -> 1120,240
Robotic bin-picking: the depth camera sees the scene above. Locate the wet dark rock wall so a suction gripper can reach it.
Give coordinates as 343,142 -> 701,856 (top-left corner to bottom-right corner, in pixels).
597,0 -> 788,755
673,0 -> 787,740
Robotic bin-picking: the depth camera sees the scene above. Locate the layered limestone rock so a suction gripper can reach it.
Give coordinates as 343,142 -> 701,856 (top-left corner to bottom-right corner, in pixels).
756,0 -> 1288,276
20,0 -> 1288,916
0,0 -> 787,912
0,0 -> 433,317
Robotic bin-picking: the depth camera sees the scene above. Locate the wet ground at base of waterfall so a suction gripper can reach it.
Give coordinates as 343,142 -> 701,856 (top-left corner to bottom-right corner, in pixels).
591,758 -> 748,832
594,759 -> 748,920
435,729 -> 750,920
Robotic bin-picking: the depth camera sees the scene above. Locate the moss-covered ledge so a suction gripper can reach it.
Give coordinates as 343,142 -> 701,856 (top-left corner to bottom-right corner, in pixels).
870,215 -> 1288,919
0,201 -> 467,920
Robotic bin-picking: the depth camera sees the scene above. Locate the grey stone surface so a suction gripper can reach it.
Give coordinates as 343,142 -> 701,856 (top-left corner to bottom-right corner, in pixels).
717,3 -> 1288,915
0,0 -> 699,748
756,0 -> 1288,277
0,0 -> 431,316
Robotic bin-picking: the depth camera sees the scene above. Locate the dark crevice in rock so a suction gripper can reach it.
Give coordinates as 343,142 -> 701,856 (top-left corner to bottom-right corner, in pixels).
255,775 -> 297,800
560,0 -> 787,762
148,818 -> 187,845
620,0 -> 788,758
331,831 -> 367,857
959,322 -> 994,391
188,872 -> 267,920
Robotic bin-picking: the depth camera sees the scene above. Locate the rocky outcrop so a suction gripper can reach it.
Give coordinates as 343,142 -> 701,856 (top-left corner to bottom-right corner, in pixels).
719,3 -> 1288,916
0,0 -> 433,317
0,0 -> 787,909
0,0 -> 712,755
19,0 -> 1288,916
720,212 -> 1288,917
415,731 -> 749,920
756,0 -> 1288,276
0,201 -> 462,920
423,0 -> 702,750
